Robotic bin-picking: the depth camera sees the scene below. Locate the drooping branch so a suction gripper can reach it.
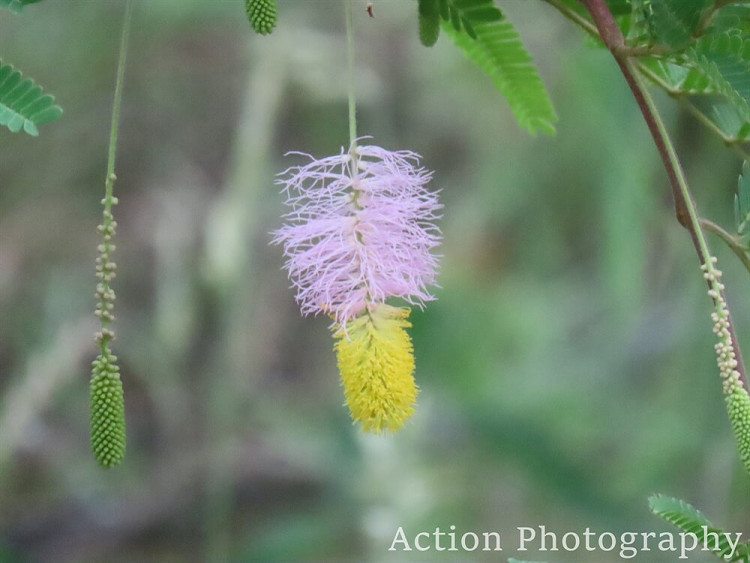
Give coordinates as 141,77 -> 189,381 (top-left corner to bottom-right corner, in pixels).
580,0 -> 748,389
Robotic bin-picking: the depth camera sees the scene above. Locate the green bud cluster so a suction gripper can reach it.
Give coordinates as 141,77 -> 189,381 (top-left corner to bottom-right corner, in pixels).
245,0 -> 277,35
703,260 -> 750,476
94,203 -> 118,331
726,389 -> 750,475
703,263 -> 743,394
90,348 -> 126,467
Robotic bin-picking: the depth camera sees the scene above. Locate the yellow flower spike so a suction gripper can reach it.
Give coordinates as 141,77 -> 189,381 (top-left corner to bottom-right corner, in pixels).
334,304 -> 418,433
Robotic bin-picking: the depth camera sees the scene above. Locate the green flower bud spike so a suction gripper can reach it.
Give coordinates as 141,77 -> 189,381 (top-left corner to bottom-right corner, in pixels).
90,347 -> 126,467
727,389 -> 750,472
89,1 -> 132,468
703,260 -> 750,475
245,0 -> 277,35
90,183 -> 126,468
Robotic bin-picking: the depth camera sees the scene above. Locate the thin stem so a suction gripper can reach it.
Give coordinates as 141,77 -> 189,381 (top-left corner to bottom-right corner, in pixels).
701,218 -> 750,274
541,0 -> 598,38
97,0 -> 133,355
581,0 -> 747,388
104,0 -> 133,216
621,59 -> 695,231
628,58 -> 708,254
345,0 -> 357,151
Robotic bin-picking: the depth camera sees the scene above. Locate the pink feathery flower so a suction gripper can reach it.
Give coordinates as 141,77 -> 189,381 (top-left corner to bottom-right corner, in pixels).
272,141 -> 442,326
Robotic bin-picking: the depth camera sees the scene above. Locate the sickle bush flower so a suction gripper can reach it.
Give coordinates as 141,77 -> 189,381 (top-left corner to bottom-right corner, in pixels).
273,141 -> 441,432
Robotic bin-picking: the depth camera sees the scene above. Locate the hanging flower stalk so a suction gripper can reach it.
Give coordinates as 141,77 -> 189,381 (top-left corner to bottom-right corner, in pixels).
273,142 -> 441,432
89,1 -> 132,467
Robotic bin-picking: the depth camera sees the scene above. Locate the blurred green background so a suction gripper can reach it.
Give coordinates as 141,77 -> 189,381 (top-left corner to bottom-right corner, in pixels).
0,1 -> 748,562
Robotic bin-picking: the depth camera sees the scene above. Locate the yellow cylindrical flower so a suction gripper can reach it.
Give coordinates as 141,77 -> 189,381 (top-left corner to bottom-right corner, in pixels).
334,304 -> 418,433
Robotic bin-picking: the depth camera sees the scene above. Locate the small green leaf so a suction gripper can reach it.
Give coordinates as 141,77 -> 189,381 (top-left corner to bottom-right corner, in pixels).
435,0 -> 502,39
606,0 -> 632,17
711,100 -> 750,142
0,0 -> 43,13
463,19 -> 477,40
736,161 -> 750,237
449,5 -> 462,32
648,495 -> 748,561
640,57 -> 714,94
450,0 -> 502,24
438,0 -> 450,22
0,60 -> 62,136
453,0 -> 485,7
418,0 -> 440,47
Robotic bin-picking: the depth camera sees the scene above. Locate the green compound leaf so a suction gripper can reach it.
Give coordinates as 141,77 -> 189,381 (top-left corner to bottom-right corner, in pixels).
626,0 -> 652,46
687,32 -> 750,122
707,5 -> 750,36
736,161 -> 750,237
90,349 -> 126,467
727,388 -> 750,475
648,495 -> 749,561
640,57 -> 714,94
441,9 -> 557,136
711,100 -> 750,142
0,0 -> 43,13
0,60 -> 62,136
245,0 -> 276,36
646,0 -> 711,49
418,0 -> 440,47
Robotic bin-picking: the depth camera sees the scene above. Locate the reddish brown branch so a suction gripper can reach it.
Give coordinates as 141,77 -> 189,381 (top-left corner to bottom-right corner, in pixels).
580,0 -> 624,48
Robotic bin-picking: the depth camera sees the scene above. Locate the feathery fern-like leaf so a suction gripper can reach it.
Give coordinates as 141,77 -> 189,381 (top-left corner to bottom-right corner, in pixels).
0,0 -> 43,13
688,32 -> 750,122
647,0 -> 711,49
736,161 -> 750,237
434,0 -> 503,40
441,11 -> 557,136
649,495 -> 748,561
0,60 -> 62,135
707,5 -> 750,36
640,57 -> 715,94
710,100 -> 750,142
